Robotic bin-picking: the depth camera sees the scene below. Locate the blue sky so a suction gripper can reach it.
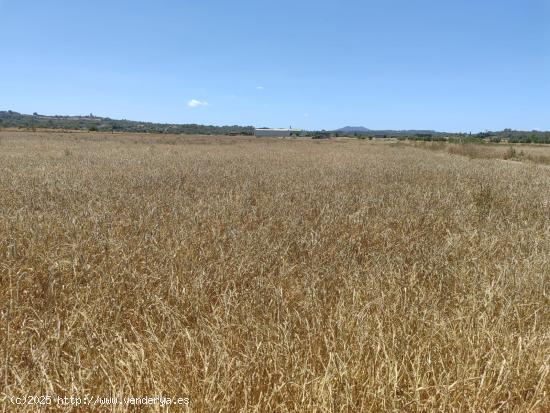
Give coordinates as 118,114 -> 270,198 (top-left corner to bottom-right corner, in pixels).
1,0 -> 548,131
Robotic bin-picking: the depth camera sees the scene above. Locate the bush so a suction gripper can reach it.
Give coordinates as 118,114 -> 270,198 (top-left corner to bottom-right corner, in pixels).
503,146 -> 517,160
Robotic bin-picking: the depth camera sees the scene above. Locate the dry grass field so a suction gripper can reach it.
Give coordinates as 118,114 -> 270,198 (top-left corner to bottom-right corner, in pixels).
1,130 -> 549,412
403,140 -> 550,165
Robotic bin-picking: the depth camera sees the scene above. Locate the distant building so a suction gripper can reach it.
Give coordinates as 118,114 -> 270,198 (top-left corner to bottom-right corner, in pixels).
254,128 -> 300,138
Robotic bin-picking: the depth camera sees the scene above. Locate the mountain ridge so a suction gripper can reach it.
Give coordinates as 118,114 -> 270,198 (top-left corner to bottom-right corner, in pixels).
336,126 -> 371,132
335,125 -> 441,135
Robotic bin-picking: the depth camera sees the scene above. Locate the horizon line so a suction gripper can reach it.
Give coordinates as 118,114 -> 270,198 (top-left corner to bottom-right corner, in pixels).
1,109 -> 548,134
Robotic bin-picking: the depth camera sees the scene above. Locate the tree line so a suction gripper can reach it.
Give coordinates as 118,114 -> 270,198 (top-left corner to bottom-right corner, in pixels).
0,111 -> 254,135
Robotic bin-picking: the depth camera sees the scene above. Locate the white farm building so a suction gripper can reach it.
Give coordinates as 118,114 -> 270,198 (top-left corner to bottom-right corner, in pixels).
254,128 -> 300,138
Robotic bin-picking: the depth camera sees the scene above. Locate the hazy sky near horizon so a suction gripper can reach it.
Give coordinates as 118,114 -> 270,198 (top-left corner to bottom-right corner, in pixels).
1,0 -> 549,131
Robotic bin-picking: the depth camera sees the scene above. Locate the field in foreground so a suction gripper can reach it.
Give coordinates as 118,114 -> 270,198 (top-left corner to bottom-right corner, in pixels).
1,131 -> 549,412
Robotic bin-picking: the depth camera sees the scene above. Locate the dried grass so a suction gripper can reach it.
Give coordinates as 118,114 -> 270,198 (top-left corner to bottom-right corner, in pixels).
1,131 -> 549,412
414,140 -> 550,165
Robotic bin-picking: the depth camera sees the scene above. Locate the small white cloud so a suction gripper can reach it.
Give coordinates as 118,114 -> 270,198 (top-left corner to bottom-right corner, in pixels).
303,113 -> 309,118
187,99 -> 209,108
256,86 -> 264,90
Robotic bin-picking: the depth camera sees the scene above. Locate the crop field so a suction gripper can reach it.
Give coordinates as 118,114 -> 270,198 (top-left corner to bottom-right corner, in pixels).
1,131 -> 549,412
402,140 -> 550,165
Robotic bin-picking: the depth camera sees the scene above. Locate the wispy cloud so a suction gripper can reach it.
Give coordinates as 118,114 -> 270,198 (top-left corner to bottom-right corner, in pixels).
304,113 -> 310,118
187,99 -> 209,108
256,86 -> 264,90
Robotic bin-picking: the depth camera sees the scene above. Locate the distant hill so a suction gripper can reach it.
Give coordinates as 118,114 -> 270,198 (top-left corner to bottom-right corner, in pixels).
335,126 -> 440,136
336,126 -> 371,133
0,110 -> 254,135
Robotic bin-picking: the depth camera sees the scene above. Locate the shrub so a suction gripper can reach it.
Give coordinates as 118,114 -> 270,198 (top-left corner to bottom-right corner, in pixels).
503,146 -> 517,160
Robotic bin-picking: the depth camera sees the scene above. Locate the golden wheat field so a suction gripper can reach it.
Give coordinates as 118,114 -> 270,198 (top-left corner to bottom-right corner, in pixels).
0,130 -> 549,412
